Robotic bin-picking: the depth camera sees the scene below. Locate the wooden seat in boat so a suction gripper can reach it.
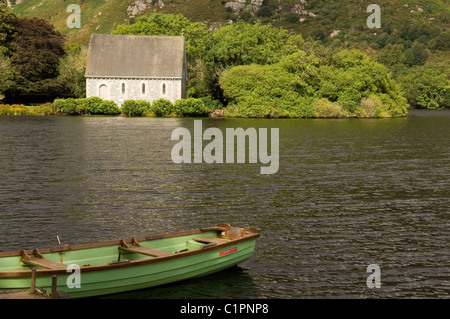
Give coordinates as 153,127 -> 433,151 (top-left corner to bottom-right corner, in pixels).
20,249 -> 67,270
119,239 -> 173,257
192,237 -> 231,245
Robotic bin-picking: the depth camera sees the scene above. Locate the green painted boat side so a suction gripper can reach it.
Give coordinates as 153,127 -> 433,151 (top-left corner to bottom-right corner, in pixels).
0,224 -> 260,298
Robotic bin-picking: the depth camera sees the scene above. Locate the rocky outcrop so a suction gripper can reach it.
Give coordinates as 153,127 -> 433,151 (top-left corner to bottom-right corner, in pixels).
223,0 -> 315,21
127,0 -> 165,18
224,0 -> 263,15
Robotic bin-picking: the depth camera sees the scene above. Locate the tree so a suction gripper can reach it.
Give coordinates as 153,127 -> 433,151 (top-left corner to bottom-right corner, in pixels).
0,52 -> 14,94
404,42 -> 428,67
112,13 -> 209,60
205,21 -> 303,101
5,17 -> 65,100
377,44 -> 406,67
58,43 -> 88,98
0,2 -> 16,56
416,68 -> 449,109
207,21 -> 302,68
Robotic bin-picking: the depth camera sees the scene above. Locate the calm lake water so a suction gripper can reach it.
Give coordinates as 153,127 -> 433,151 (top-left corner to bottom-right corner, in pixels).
0,109 -> 449,298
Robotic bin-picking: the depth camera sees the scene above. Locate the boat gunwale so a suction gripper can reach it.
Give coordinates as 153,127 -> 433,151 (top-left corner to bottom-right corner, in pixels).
0,226 -> 260,278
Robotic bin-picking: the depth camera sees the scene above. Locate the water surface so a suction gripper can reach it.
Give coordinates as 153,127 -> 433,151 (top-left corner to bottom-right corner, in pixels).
0,109 -> 449,298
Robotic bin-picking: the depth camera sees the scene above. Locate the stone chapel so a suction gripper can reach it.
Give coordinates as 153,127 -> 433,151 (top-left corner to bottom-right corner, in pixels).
85,34 -> 187,106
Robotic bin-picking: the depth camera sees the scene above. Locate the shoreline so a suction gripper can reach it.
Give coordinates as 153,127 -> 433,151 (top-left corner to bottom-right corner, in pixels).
1,104 -> 448,119
0,105 -> 414,119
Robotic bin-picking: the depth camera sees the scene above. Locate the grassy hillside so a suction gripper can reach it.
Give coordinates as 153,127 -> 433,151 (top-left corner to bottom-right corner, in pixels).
12,0 -> 131,44
12,0 -> 450,44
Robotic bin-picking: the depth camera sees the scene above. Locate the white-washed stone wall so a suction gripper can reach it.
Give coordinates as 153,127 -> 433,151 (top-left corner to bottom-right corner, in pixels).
86,78 -> 183,107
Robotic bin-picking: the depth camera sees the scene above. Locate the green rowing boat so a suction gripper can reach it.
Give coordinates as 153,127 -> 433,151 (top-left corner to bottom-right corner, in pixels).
0,223 -> 260,298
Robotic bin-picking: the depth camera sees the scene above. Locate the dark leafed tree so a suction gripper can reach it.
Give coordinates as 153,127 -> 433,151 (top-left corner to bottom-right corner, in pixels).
5,17 -> 65,102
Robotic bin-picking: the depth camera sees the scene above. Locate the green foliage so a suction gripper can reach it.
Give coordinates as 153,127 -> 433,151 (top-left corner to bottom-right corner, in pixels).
52,98 -> 79,115
398,68 -> 449,109
430,31 -> 450,51
173,98 -> 209,117
377,44 -> 406,67
112,13 -> 208,60
58,43 -> 88,98
0,3 -> 16,56
121,99 -> 151,116
404,42 -> 429,67
97,100 -> 121,115
415,68 -> 449,109
78,97 -> 102,114
52,97 -> 120,115
199,95 -> 222,111
220,63 -> 315,118
442,87 -> 450,108
3,17 -> 66,100
0,52 -> 14,93
220,49 -> 408,118
208,20 -> 302,67
150,98 -> 174,116
202,20 -> 304,101
0,103 -> 55,116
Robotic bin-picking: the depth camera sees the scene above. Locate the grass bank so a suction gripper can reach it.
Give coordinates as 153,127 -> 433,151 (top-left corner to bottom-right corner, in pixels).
0,104 -> 56,116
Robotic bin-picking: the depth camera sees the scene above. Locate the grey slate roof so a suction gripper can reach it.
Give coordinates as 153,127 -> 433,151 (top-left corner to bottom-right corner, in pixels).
85,34 -> 186,78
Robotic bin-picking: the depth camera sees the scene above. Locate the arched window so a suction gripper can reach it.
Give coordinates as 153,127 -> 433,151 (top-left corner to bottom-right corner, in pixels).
162,83 -> 166,95
142,83 -> 146,94
99,84 -> 108,99
122,83 -> 125,95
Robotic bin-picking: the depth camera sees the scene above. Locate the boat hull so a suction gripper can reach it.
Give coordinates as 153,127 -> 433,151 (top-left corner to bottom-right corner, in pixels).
0,224 -> 259,298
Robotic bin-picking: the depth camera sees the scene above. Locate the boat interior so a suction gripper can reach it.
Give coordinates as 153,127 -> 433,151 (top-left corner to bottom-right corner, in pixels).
0,224 -> 258,273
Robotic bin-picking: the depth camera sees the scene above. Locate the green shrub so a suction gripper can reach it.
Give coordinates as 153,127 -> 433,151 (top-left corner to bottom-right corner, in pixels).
199,95 -> 222,111
121,99 -> 150,116
98,100 -> 121,115
443,87 -> 450,108
173,98 -> 209,116
52,98 -> 120,115
80,97 -> 103,114
151,98 -> 174,116
52,98 -> 80,115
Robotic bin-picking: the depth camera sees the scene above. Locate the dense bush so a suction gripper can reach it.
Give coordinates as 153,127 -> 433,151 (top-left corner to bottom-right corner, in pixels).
404,42 -> 429,67
122,99 -> 151,116
398,68 -> 449,109
52,98 -> 79,115
173,98 -> 209,116
150,98 -> 173,116
97,100 -> 121,115
443,87 -> 450,108
52,97 -> 120,115
415,68 -> 449,109
78,97 -> 120,115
